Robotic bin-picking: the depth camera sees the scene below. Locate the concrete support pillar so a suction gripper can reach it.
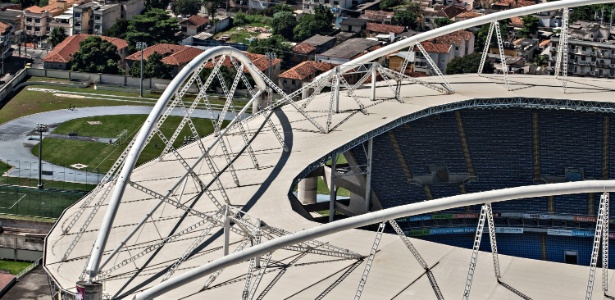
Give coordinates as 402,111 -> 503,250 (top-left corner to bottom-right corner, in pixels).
333,67 -> 340,113
301,85 -> 309,99
371,63 -> 377,101
365,138 -> 373,214
298,177 -> 318,205
76,281 -> 103,300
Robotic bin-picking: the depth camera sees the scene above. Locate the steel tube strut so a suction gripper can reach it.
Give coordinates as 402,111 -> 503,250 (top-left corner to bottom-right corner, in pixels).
134,180 -> 615,300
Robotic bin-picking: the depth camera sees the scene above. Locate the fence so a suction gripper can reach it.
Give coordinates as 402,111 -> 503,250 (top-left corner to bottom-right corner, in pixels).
1,160 -> 102,190
15,258 -> 41,279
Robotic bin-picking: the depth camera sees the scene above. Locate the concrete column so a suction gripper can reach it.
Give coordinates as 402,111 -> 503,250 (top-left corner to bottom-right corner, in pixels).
329,155 -> 337,223
298,177 -> 318,205
371,63 -> 377,101
333,67 -> 340,113
365,138 -> 373,214
76,281 -> 103,300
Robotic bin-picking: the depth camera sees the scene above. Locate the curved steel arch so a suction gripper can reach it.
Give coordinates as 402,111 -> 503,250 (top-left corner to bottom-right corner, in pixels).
84,47 -> 269,279
135,180 -> 615,299
318,0 -> 615,77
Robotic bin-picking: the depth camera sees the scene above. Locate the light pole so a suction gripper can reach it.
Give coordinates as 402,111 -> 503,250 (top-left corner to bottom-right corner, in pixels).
35,124 -> 48,190
136,42 -> 148,97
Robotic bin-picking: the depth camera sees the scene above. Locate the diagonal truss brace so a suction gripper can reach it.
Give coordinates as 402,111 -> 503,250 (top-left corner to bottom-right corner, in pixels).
379,66 -> 452,95
586,192 -> 610,300
415,42 -> 454,93
485,203 -> 501,279
354,222 -> 385,300
389,219 -> 444,299
463,203 -> 489,300
478,22 -> 495,76
242,228 -> 273,300
493,22 -> 510,91
263,226 -> 363,260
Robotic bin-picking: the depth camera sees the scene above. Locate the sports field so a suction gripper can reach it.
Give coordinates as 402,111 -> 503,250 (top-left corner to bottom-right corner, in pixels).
0,185 -> 86,219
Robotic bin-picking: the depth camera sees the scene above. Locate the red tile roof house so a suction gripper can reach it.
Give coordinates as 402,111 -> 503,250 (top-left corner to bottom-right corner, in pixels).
411,30 -> 474,75
125,43 -> 205,77
202,51 -> 283,88
43,33 -> 128,70
277,61 -> 334,93
179,15 -> 209,36
365,22 -> 405,40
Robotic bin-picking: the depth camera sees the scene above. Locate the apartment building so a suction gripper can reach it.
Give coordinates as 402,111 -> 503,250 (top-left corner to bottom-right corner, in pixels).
92,3 -> 120,35
549,21 -> 615,78
49,6 -> 73,35
24,0 -> 81,37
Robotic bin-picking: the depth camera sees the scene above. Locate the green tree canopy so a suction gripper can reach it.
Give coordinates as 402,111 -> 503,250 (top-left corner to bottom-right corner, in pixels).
103,18 -> 130,39
570,4 -> 615,23
48,27 -> 67,48
520,15 -> 540,37
272,11 -> 297,40
248,34 -> 291,59
393,3 -> 421,30
129,51 -> 173,79
474,20 -> 510,50
446,52 -> 494,75
125,8 -> 180,52
71,36 -> 122,74
434,17 -> 453,28
293,5 -> 333,41
379,0 -> 400,10
172,0 -> 201,16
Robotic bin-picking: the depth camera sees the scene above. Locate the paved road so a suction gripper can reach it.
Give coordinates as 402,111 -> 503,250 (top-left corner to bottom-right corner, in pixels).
0,106 -> 237,185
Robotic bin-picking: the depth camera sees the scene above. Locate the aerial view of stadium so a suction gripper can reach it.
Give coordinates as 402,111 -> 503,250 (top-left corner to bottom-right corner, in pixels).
1,0 -> 615,299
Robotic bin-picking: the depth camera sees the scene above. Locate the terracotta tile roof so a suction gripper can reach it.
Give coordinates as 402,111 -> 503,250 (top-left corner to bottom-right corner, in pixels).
366,22 -> 405,34
292,42 -> 316,55
416,41 -> 451,54
203,52 -> 281,72
510,16 -> 524,28
44,34 -> 128,63
162,47 -> 204,65
279,61 -> 334,81
539,39 -> 550,48
359,10 -> 394,21
441,5 -> 466,19
180,15 -> 209,27
494,0 -> 536,7
24,5 -> 47,13
431,30 -> 473,45
0,22 -> 10,33
125,44 -> 187,61
455,11 -> 482,19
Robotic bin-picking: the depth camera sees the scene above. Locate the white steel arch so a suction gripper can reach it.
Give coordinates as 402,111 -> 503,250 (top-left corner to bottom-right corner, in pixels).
57,0 -> 615,298
134,180 -> 615,299
84,47 -> 269,279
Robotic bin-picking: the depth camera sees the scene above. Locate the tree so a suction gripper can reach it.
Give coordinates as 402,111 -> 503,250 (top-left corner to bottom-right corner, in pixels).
71,36 -> 122,74
520,15 -> 540,37
446,52 -> 494,75
379,0 -> 400,10
474,20 -> 510,50
273,4 -> 293,13
129,51 -> 173,79
293,5 -> 333,41
146,0 -> 171,10
434,18 -> 453,28
48,27 -> 67,48
103,18 -> 130,39
248,34 -> 291,59
125,9 -> 180,52
570,4 -> 615,23
272,11 -> 296,40
172,0 -> 201,16
393,3 -> 421,30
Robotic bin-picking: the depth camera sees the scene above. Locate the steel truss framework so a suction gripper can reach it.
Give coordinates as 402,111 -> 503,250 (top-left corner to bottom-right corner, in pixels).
43,1 -> 615,299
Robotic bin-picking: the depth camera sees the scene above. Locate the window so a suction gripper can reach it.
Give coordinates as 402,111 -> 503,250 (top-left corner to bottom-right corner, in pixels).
455,46 -> 459,51
35,18 -> 40,23
26,26 -> 32,30
292,80 -> 296,84
27,18 -> 32,22
283,79 -> 287,84
333,1 -> 338,5
75,12 -> 81,17
95,15 -> 101,20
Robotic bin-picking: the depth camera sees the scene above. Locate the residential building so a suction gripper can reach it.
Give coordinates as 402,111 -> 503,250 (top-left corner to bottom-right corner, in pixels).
43,33 -> 128,69
549,21 -> 615,78
73,2 -> 97,34
316,38 -> 381,65
302,34 -> 337,53
278,61 -> 334,93
179,15 -> 209,36
0,9 -> 24,33
413,30 -> 474,74
92,3 -> 121,35
302,0 -> 368,14
292,42 -> 317,63
125,43 -> 204,76
512,37 -> 539,61
365,22 -> 405,41
388,51 -> 415,74
359,10 -> 393,24
24,0 -> 81,37
339,18 -> 366,33
0,21 -> 12,64
434,0 -> 472,9
49,6 -> 73,36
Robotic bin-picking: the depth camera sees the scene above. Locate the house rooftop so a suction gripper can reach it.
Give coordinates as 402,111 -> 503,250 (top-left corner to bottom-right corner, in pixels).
303,34 -> 336,47
340,17 -> 367,27
319,38 -> 380,60
292,42 -> 317,55
366,22 -> 405,34
416,41 -> 451,54
180,15 -> 209,27
0,21 -> 11,33
431,30 -> 473,45
44,34 -> 128,63
279,61 -> 334,81
359,10 -> 394,21
441,5 -> 466,19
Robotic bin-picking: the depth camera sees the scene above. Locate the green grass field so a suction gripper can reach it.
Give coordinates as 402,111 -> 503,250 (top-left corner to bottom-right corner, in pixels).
0,161 -> 10,175
0,260 -> 34,275
33,115 -> 227,174
0,185 -> 85,219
